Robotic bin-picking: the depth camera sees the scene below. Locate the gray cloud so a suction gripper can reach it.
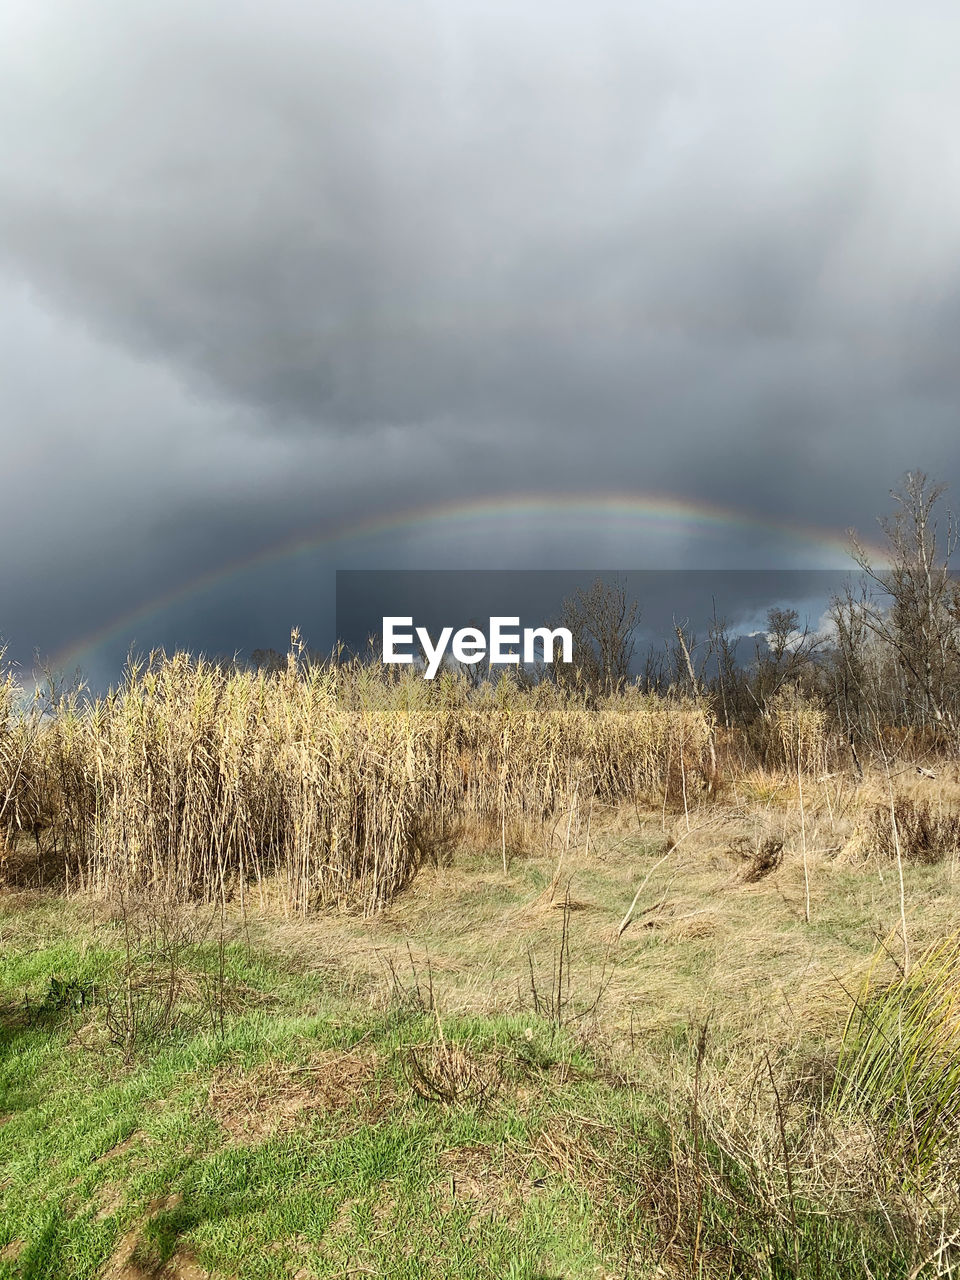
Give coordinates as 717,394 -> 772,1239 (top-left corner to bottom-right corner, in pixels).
2,0 -> 960,670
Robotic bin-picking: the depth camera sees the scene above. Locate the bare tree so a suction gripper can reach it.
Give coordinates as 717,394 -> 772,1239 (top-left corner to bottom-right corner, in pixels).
850,471 -> 960,740
729,607 -> 824,721
558,577 -> 639,697
706,602 -> 739,729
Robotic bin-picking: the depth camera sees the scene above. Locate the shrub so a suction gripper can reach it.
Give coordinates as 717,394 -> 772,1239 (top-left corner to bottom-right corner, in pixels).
869,795 -> 960,864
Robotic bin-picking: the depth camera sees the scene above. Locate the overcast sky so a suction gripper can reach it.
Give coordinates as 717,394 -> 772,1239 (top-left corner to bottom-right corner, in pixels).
2,1 -> 959,679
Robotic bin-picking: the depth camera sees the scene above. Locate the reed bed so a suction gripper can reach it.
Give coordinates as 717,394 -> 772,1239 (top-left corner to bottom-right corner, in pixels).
0,647 -> 716,913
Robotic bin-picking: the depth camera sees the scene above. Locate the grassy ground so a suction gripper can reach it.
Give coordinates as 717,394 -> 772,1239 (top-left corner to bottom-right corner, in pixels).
2,776 -> 959,1278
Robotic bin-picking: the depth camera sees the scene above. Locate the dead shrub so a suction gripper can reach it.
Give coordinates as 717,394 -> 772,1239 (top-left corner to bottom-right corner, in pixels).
869,795 -> 960,864
404,1038 -> 503,1106
740,837 -> 785,883
102,893 -> 232,1058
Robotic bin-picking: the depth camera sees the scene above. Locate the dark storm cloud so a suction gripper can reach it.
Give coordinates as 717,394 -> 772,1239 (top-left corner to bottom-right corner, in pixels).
2,0 -> 960,670
1,1 -> 681,430
3,0 -> 954,433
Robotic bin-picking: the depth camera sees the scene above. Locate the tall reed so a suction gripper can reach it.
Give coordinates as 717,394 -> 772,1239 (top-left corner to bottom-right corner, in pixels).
2,646 -> 716,913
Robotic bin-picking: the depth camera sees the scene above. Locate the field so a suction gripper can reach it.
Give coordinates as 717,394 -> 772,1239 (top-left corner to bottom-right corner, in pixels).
3,653 -> 960,1278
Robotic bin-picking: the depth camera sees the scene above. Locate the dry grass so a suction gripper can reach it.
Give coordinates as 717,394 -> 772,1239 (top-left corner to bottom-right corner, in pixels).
435,1141 -> 540,1218
1,641 -> 717,914
869,795 -> 960,865
193,765 -> 957,1078
206,1050 -> 387,1143
5,702 -> 960,1276
6,645 -> 960,1273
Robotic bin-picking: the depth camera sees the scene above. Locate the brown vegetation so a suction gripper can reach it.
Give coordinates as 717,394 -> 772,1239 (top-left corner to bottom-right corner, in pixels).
207,1050 -> 386,1143
0,643 -> 717,913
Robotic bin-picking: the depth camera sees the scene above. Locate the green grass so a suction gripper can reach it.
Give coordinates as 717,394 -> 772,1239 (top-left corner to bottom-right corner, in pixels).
0,907 -> 615,1279
2,819 -> 958,1278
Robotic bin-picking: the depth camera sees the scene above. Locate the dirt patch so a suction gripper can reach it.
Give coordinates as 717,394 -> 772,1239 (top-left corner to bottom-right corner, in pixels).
103,1246 -> 210,1280
206,1050 -> 389,1143
94,1183 -> 126,1221
102,1199 -> 174,1279
101,1195 -> 220,1280
164,1253 -> 210,1280
436,1142 -> 541,1222
96,1131 -> 145,1163
0,1240 -> 25,1263
103,1227 -> 152,1280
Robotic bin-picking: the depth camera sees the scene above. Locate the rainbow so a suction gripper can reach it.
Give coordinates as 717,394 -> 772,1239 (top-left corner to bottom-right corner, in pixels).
50,491 -> 886,674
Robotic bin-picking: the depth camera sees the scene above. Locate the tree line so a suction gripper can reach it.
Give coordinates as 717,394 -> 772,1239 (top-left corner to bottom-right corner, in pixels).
245,472 -> 959,754
548,472 -> 960,754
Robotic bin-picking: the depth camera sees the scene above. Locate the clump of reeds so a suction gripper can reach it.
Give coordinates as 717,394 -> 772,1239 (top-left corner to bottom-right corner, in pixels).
768,685 -> 828,775
2,640 -> 718,913
0,657 -> 19,838
832,933 -> 960,1174
0,660 -> 32,840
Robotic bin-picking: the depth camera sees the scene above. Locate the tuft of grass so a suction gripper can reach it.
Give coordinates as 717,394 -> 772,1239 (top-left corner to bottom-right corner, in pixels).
832,931 -> 960,1174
